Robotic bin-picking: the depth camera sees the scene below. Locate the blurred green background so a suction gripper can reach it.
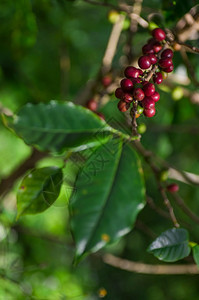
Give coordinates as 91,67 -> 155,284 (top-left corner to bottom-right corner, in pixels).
1,0 -> 199,299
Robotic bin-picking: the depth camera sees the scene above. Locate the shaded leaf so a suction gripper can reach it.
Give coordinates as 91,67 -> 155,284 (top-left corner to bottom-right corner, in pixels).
69,138 -> 145,261
193,245 -> 199,267
148,228 -> 191,262
17,166 -> 63,217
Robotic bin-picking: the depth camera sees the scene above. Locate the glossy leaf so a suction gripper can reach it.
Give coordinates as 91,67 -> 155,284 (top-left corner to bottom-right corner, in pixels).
17,166 -> 63,217
148,228 -> 191,262
193,245 -> 199,267
3,101 -> 114,152
69,138 -> 145,260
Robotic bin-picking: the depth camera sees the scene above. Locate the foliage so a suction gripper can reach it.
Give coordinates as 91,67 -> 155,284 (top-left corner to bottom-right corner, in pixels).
1,0 -> 199,299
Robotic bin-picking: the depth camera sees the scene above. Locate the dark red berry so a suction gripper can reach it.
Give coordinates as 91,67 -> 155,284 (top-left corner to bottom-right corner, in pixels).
148,53 -> 157,65
118,100 -> 130,112
143,107 -> 156,117
161,49 -> 173,59
86,99 -> 98,111
102,76 -> 112,87
163,64 -> 174,73
159,58 -> 173,69
153,42 -> 162,53
167,183 -> 179,193
153,72 -> 163,84
142,44 -> 154,55
132,78 -> 141,85
96,112 -> 105,120
122,93 -> 133,103
133,88 -> 145,101
143,97 -> 155,109
138,56 -> 151,69
124,66 -> 140,78
147,38 -> 156,45
143,82 -> 155,96
115,87 -> 124,99
152,28 -> 166,41
120,78 -> 134,92
137,69 -> 144,76
151,91 -> 160,102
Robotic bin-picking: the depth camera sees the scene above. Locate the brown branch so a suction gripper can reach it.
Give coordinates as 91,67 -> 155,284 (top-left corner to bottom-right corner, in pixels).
180,48 -> 199,87
133,140 -> 180,227
0,149 -> 46,199
103,253 -> 199,275
171,193 -> 199,225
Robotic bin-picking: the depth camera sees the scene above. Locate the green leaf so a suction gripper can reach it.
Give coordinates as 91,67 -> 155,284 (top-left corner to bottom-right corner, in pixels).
69,138 -> 145,261
193,245 -> 199,267
148,228 -> 191,262
4,101 -> 114,152
17,166 -> 63,218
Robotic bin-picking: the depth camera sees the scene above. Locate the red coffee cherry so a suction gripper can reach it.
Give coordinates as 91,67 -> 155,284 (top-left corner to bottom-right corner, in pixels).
133,88 -> 145,101
148,54 -> 158,65
102,76 -> 112,87
132,78 -> 141,84
153,42 -> 162,53
161,49 -> 173,59
153,72 -> 163,84
120,78 -> 134,92
118,100 -> 130,112
151,91 -> 160,102
124,66 -> 140,78
96,112 -> 105,120
167,183 -> 179,193
163,64 -> 174,73
86,99 -> 98,111
122,93 -> 133,103
152,28 -> 166,41
143,82 -> 155,96
138,56 -> 152,69
143,97 -> 155,109
143,107 -> 156,117
142,44 -> 154,54
115,88 -> 124,99
159,58 -> 173,68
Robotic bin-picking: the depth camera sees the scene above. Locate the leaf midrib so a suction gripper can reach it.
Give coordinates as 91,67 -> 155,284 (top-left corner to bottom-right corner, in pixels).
84,141 -> 123,253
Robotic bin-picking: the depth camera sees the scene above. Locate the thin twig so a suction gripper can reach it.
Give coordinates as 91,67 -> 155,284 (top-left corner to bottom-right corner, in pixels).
103,253 -> 199,275
171,193 -> 199,225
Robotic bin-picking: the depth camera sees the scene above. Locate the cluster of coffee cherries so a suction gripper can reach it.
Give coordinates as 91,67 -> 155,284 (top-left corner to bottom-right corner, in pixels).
115,28 -> 174,118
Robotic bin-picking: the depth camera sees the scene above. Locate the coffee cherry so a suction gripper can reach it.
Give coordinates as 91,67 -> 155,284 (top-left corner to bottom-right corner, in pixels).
138,56 -> 151,69
161,71 -> 168,79
118,100 -> 130,112
120,78 -> 133,92
96,112 -> 105,120
153,72 -> 163,84
122,93 -> 133,103
151,91 -> 160,102
159,58 -> 173,68
133,88 -> 145,101
132,78 -> 141,85
137,69 -> 144,76
166,183 -> 179,193
153,42 -> 162,53
143,82 -> 155,96
142,44 -> 154,54
143,107 -> 156,117
152,28 -> 166,41
161,49 -> 173,59
143,97 -> 155,109
137,106 -> 144,114
115,87 -> 123,99
102,76 -> 112,87
163,64 -> 174,73
148,53 -> 157,65
86,99 -> 98,111
124,66 -> 140,78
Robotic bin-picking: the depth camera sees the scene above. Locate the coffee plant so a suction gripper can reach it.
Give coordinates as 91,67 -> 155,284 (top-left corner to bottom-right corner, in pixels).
1,0 -> 199,298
